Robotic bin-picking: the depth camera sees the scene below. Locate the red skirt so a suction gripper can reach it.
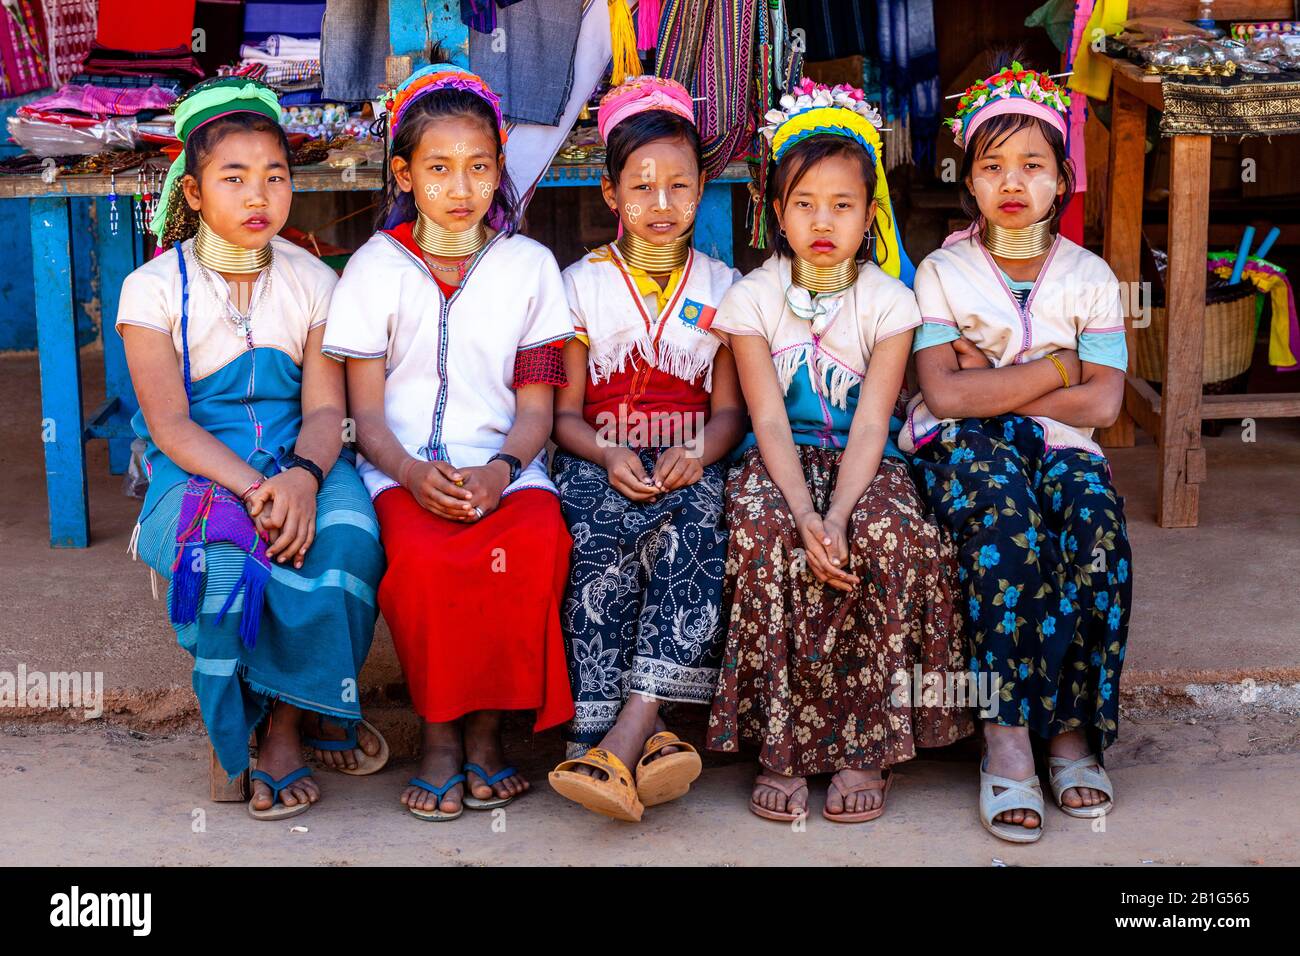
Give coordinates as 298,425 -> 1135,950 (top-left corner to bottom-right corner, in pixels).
374,486 -> 575,731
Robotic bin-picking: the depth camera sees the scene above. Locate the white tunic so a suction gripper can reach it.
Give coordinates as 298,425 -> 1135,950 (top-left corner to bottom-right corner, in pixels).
562,243 -> 740,391
901,232 -> 1128,457
322,227 -> 573,499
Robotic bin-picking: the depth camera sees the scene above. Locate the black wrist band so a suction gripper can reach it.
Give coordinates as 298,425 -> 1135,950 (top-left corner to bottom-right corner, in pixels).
285,453 -> 324,489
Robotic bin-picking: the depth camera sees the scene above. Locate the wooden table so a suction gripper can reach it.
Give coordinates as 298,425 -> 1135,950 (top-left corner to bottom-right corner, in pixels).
2,159 -> 749,548
1099,58 -> 1300,528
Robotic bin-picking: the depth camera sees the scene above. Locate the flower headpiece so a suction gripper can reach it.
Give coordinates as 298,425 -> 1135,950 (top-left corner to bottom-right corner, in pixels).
760,78 -> 884,163
761,79 -> 913,287
385,63 -> 508,144
946,61 -> 1070,149
597,75 -> 695,144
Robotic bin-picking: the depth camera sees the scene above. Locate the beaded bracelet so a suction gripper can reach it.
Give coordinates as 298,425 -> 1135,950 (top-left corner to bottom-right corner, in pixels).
1047,353 -> 1071,388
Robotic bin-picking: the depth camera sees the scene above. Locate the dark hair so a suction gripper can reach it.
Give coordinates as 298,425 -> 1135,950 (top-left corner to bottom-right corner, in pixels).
958,111 -> 1075,228
378,86 -> 521,233
604,109 -> 702,182
160,112 -> 292,247
768,134 -> 887,267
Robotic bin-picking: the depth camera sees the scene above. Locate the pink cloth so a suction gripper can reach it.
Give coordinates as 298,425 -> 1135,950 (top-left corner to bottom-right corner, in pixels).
965,96 -> 1067,147
597,75 -> 694,143
20,83 -> 178,118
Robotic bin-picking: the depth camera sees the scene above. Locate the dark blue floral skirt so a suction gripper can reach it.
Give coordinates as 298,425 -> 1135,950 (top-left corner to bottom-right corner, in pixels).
910,414 -> 1132,752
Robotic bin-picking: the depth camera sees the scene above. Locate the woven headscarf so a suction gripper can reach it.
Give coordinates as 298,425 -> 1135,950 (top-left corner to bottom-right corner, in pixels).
596,75 -> 695,143
761,78 -> 915,287
149,77 -> 282,245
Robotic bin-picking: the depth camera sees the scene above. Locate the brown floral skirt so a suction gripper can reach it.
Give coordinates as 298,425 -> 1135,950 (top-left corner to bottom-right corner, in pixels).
708,447 -> 974,775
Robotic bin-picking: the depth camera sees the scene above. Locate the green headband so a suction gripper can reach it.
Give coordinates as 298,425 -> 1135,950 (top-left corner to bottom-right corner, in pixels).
149,80 -> 283,243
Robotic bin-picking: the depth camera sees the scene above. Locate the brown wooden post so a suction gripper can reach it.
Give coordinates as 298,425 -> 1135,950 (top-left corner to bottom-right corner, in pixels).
209,743 -> 249,802
1096,84 -> 1147,449
1158,133 -> 1211,527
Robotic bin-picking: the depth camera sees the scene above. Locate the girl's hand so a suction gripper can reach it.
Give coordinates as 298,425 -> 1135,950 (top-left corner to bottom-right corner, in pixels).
603,446 -> 658,501
952,337 -> 992,370
405,459 -> 476,521
820,512 -> 853,577
652,445 -> 703,493
457,463 -> 510,519
795,510 -> 859,592
245,469 -> 318,568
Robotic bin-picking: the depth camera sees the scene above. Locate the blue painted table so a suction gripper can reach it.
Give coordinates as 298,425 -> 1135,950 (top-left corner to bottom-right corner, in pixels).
2,156 -> 747,548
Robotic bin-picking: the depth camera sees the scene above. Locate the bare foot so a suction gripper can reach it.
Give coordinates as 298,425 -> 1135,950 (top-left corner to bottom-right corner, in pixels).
400,720 -> 464,816
250,702 -> 320,812
463,710 -> 529,802
1048,729 -> 1109,809
982,723 -> 1040,830
824,768 -> 885,817
301,714 -> 382,771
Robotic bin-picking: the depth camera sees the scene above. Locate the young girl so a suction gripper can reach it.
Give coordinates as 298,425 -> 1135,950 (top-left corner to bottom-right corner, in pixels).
323,65 -> 575,822
118,77 -> 387,821
902,60 -> 1131,843
708,81 -> 972,823
546,77 -> 745,822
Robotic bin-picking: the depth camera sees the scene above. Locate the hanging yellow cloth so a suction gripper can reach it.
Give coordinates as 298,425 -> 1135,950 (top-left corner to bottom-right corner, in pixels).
609,1 -> 643,86
1068,0 -> 1129,101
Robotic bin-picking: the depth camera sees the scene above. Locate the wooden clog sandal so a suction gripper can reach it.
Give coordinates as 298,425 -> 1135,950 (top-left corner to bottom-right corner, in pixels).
635,731 -> 702,807
1048,754 -> 1115,819
979,756 -> 1045,844
822,769 -> 893,824
548,748 -> 644,822
749,772 -> 809,822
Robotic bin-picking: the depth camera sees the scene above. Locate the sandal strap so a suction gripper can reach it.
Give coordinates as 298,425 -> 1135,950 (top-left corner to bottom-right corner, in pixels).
640,731 -> 698,766
980,767 -> 1044,820
754,772 -> 808,798
408,774 -> 467,799
1048,755 -> 1114,800
303,719 -> 359,752
463,762 -> 517,787
250,766 -> 313,803
553,748 -> 637,791
829,769 -> 890,797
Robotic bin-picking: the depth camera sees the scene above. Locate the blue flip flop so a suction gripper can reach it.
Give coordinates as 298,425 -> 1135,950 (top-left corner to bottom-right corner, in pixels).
407,774 -> 467,821
247,766 -> 315,821
462,763 -> 520,810
303,718 -> 390,776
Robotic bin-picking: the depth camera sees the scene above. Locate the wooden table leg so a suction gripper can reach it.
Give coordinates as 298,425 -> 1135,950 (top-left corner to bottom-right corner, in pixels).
1158,134 -> 1211,528
694,181 -> 734,266
1097,85 -> 1147,448
95,198 -> 140,475
30,197 -> 89,548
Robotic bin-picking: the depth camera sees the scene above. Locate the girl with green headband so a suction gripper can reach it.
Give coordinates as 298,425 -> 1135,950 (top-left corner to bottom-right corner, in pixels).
118,77 -> 387,821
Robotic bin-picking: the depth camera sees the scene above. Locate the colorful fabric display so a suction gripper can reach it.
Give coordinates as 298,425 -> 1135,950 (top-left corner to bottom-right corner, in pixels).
80,43 -> 205,79
1208,252 -> 1300,371
41,0 -> 98,87
0,0 -> 50,97
321,0 -> 388,101
19,82 -> 178,118
96,0 -> 196,52
243,0 -> 325,41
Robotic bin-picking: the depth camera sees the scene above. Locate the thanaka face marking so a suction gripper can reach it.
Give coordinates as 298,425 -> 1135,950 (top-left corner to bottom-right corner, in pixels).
624,202 -> 642,224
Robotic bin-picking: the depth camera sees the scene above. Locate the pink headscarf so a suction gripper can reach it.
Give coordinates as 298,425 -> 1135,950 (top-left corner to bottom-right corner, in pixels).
596,75 -> 694,143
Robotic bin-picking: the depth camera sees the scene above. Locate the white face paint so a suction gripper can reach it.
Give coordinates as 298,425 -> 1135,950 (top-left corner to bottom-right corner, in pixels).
478,181 -> 493,199
624,202 -> 642,225
452,142 -> 467,156
657,188 -> 669,211
683,201 -> 696,222
423,183 -> 441,200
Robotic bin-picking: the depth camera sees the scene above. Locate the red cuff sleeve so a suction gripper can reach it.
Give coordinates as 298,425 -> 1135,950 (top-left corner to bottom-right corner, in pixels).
512,341 -> 568,388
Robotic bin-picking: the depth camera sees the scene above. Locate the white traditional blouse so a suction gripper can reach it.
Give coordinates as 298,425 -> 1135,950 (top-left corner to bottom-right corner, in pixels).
562,242 -> 740,392
901,232 -> 1128,458
322,225 -> 573,499
713,254 -> 921,453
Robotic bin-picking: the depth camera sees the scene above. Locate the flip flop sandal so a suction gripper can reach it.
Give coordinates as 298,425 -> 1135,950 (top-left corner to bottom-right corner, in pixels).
749,772 -> 809,822
1048,754 -> 1115,819
548,748 -> 644,822
406,774 -> 467,822
822,769 -> 893,824
635,731 -> 702,807
979,757 -> 1045,844
462,762 -> 521,810
247,766 -> 315,821
303,718 -> 390,776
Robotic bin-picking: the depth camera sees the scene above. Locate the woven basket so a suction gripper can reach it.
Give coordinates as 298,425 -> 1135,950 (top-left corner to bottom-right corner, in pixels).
1134,285 -> 1257,385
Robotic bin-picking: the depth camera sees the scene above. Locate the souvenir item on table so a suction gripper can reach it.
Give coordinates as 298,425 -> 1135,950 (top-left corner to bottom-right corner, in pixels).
5,113 -> 140,155
1229,21 -> 1300,41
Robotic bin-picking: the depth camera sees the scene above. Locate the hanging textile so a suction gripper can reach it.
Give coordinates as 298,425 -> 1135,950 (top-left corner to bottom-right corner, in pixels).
321,0 -> 388,101
1069,0 -> 1127,101
1,0 -> 50,97
783,0 -> 870,61
873,0 -> 939,171
39,0 -> 97,88
470,0 -> 582,125
655,0 -> 759,180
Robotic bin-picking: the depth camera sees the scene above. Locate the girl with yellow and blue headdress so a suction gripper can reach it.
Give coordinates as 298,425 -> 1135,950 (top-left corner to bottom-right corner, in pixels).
119,76 -> 388,823
704,80 -> 972,825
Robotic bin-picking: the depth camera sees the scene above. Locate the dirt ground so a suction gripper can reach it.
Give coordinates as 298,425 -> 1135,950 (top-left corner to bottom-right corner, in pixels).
3,710 -> 1297,866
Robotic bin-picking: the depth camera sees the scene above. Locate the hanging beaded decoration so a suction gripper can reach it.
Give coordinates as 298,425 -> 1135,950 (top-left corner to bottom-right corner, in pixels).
133,168 -> 144,233
108,172 -> 119,236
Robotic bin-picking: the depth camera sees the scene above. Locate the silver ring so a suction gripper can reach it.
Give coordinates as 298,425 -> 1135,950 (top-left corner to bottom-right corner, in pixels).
473,506 -> 484,520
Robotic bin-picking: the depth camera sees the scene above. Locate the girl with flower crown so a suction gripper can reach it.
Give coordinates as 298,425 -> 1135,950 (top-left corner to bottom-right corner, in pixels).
546,77 -> 746,823
902,59 -> 1131,844
322,65 -> 576,822
706,80 -> 972,824
118,77 -> 388,822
